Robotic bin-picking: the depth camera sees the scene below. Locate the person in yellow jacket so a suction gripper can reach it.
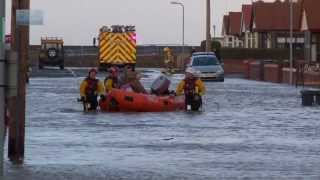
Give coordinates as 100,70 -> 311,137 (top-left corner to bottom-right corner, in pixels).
176,68 -> 206,111
80,68 -> 105,110
163,47 -> 175,73
104,66 -> 119,93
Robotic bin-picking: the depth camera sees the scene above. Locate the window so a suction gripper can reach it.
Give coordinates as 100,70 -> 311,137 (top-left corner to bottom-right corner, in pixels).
192,56 -> 219,66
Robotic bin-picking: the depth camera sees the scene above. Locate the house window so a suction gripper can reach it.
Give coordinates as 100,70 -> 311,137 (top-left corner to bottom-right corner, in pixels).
253,33 -> 258,48
248,33 -> 255,48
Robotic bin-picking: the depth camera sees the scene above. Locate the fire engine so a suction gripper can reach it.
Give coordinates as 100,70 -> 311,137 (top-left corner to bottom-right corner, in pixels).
98,25 -> 137,70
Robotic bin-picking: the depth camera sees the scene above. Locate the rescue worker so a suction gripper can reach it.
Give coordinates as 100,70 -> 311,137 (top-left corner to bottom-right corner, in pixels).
163,47 -> 174,73
176,68 -> 206,111
122,66 -> 147,94
104,66 -> 119,93
80,68 -> 105,111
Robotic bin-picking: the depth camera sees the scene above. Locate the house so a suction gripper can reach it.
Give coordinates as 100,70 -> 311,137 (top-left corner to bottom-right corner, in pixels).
222,15 -> 230,47
222,12 -> 243,48
251,0 -> 304,49
241,4 -> 254,48
300,0 -> 320,62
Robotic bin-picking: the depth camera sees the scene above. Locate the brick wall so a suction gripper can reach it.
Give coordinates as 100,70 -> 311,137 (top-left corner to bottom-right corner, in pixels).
249,61 -> 264,81
304,71 -> 320,86
282,68 -> 297,84
264,64 -> 282,83
223,59 -> 246,74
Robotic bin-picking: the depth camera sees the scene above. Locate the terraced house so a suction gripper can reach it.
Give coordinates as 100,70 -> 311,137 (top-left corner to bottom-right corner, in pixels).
222,12 -> 243,48
241,4 -> 254,48
301,0 -> 320,62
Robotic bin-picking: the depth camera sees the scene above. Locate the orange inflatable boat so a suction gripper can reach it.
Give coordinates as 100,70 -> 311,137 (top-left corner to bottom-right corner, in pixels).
99,89 -> 185,112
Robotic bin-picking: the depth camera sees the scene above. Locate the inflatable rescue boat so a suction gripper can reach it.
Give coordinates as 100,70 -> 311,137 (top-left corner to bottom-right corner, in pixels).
99,89 -> 185,112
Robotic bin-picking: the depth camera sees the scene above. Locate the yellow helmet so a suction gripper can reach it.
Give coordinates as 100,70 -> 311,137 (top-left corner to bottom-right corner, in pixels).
163,47 -> 170,52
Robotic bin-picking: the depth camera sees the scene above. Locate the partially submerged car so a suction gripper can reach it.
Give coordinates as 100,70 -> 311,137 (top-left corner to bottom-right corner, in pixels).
187,52 -> 224,81
38,37 -> 64,69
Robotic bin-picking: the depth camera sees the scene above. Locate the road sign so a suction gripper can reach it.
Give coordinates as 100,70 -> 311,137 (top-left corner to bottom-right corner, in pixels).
16,9 -> 43,26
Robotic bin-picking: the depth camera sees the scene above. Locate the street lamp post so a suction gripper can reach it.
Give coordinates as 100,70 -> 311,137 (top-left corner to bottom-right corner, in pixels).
206,0 -> 211,52
0,0 -> 5,175
170,1 -> 184,54
289,0 -> 293,85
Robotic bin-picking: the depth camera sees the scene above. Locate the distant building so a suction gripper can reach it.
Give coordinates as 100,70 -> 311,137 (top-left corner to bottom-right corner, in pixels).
300,0 -> 320,62
222,12 -> 243,48
251,0 -> 304,49
241,4 -> 255,48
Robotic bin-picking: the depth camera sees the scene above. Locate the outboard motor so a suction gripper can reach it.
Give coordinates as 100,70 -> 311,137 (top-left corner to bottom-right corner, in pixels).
151,75 -> 171,95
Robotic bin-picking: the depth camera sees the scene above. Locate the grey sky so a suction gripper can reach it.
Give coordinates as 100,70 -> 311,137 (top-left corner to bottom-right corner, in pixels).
6,0 -> 256,45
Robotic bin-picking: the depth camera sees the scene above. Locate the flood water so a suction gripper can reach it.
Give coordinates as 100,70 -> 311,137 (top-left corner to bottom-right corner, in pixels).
4,70 -> 320,179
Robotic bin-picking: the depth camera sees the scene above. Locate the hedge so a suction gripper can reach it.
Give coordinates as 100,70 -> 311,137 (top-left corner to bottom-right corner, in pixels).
220,48 -> 304,60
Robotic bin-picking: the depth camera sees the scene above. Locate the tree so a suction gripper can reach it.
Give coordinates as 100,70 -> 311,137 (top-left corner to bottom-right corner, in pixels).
200,40 -> 222,60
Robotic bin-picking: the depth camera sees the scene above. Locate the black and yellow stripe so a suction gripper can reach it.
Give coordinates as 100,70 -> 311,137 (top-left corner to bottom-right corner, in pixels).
99,32 -> 136,65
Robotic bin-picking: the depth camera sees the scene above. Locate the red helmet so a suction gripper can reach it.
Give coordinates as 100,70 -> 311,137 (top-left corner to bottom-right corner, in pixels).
109,67 -> 118,77
88,68 -> 97,74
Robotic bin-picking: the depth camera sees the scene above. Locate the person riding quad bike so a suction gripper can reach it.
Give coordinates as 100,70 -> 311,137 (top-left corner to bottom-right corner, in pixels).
80,68 -> 105,111
176,68 -> 206,111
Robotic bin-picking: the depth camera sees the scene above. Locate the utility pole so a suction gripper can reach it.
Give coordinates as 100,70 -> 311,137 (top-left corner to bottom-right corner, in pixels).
0,0 -> 6,175
8,0 -> 29,164
289,0 -> 293,85
206,0 -> 211,52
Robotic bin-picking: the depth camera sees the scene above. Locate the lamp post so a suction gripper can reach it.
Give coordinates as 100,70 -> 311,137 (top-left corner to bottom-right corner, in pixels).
206,0 -> 211,52
0,0 -> 5,175
170,1 -> 184,54
289,0 -> 298,85
289,0 -> 293,85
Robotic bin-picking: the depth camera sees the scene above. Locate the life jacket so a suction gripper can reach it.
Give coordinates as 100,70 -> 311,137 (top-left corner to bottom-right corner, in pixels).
106,76 -> 118,88
85,77 -> 98,96
184,77 -> 196,96
111,76 -> 118,88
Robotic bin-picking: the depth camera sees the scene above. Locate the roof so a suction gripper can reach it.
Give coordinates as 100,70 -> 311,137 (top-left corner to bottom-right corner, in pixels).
241,4 -> 253,31
228,12 -> 242,36
253,0 -> 302,32
222,15 -> 230,35
301,0 -> 320,32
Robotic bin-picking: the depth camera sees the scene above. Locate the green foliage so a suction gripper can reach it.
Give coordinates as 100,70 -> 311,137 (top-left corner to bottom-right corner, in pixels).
200,40 -> 222,59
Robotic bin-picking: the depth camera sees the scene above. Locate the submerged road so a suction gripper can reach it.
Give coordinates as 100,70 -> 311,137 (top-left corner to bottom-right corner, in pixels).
4,68 -> 320,179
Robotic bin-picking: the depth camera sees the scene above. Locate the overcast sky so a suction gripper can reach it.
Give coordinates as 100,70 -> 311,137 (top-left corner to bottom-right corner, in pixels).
6,0 -> 262,45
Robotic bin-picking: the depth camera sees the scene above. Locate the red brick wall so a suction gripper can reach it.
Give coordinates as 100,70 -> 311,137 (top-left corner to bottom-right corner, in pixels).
249,61 -> 263,81
282,68 -> 297,84
264,64 -> 282,83
304,71 -> 320,86
223,59 -> 246,74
